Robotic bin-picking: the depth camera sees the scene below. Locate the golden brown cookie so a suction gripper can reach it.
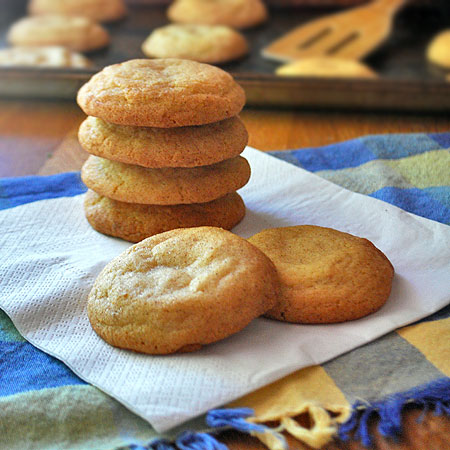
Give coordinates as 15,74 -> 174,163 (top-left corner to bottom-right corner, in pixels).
426,30 -> 450,70
276,58 -> 377,78
28,0 -> 127,23
84,189 -> 246,242
78,116 -> 248,168
81,155 -> 251,204
87,226 -> 280,354
0,46 -> 91,68
141,24 -> 248,64
248,225 -> 394,324
77,59 -> 246,127
167,0 -> 268,29
7,15 -> 109,52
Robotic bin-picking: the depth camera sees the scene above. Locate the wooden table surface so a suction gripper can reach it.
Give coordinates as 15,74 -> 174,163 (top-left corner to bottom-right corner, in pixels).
0,98 -> 449,449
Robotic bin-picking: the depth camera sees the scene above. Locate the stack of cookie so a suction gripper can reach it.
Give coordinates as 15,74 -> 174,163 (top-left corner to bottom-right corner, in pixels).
77,58 -> 250,242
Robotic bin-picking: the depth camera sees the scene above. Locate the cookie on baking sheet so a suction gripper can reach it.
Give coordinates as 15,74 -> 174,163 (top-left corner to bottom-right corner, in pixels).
77,59 -> 246,127
7,15 -> 109,52
142,24 -> 248,64
87,226 -> 280,354
276,58 -> 377,79
426,30 -> 450,70
248,225 -> 394,324
28,0 -> 127,23
81,155 -> 251,205
167,0 -> 268,29
84,189 -> 246,242
78,116 -> 248,168
0,46 -> 91,68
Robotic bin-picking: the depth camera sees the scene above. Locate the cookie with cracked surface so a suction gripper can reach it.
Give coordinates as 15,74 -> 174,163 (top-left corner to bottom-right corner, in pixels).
78,116 -> 248,168
0,46 -> 91,68
142,24 -> 248,64
248,225 -> 394,324
84,189 -> 246,242
87,226 -> 280,354
81,155 -> 251,205
7,15 -> 109,52
77,59 -> 246,127
167,0 -> 268,29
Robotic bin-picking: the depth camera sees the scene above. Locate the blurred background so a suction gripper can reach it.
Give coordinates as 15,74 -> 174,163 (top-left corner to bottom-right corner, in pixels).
0,0 -> 449,110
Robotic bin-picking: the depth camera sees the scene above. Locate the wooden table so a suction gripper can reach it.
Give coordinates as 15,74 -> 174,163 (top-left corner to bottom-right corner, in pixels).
0,98 -> 449,449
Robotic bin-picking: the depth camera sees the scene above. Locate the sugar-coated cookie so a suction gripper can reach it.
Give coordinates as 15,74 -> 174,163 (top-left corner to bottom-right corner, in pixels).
77,59 -> 246,127
81,155 -> 250,205
426,30 -> 450,70
87,226 -> 280,354
142,24 -> 248,64
168,0 -> 268,29
7,15 -> 109,52
78,116 -> 248,168
276,58 -> 377,79
0,46 -> 91,68
248,225 -> 394,324
84,190 -> 246,242
28,0 -> 127,22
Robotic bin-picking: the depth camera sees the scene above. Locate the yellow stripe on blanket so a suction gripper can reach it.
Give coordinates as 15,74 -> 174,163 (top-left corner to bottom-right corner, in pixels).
228,365 -> 350,449
397,318 -> 450,376
385,150 -> 450,188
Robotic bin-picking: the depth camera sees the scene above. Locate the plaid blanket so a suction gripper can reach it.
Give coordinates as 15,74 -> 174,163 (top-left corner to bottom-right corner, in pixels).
0,132 -> 449,450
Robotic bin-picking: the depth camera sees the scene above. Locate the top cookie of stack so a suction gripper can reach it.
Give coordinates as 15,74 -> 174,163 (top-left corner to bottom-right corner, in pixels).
77,58 -> 245,127
77,58 -> 250,242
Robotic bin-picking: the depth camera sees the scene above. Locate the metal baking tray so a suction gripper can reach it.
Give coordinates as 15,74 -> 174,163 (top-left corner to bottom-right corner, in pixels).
0,0 -> 449,111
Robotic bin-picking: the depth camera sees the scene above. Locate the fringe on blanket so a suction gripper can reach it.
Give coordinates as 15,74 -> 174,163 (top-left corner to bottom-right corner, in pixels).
339,377 -> 450,447
125,404 -> 345,450
123,377 -> 450,450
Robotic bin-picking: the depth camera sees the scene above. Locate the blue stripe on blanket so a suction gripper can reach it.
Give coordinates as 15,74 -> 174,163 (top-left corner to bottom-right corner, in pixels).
0,341 -> 85,396
0,172 -> 87,210
429,133 -> 450,148
275,133 -> 444,173
369,187 -> 450,224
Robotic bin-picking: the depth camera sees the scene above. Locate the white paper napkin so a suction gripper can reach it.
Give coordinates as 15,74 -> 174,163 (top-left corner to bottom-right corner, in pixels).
1,147 -> 449,432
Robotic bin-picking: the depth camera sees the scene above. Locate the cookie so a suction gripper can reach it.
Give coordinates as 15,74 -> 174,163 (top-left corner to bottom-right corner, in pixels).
84,189 -> 246,242
0,46 -> 91,68
78,116 -> 248,168
248,225 -> 394,324
167,0 -> 268,29
77,59 -> 246,127
87,226 -> 280,354
426,30 -> 450,70
141,24 -> 248,64
276,58 -> 377,79
81,155 -> 251,205
7,15 -> 109,52
28,0 -> 127,23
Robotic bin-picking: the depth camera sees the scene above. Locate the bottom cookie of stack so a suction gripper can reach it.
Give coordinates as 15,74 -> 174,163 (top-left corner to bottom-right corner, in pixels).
84,189 -> 246,242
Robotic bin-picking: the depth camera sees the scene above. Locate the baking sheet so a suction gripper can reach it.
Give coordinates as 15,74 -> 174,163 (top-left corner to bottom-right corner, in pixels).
0,0 -> 449,110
